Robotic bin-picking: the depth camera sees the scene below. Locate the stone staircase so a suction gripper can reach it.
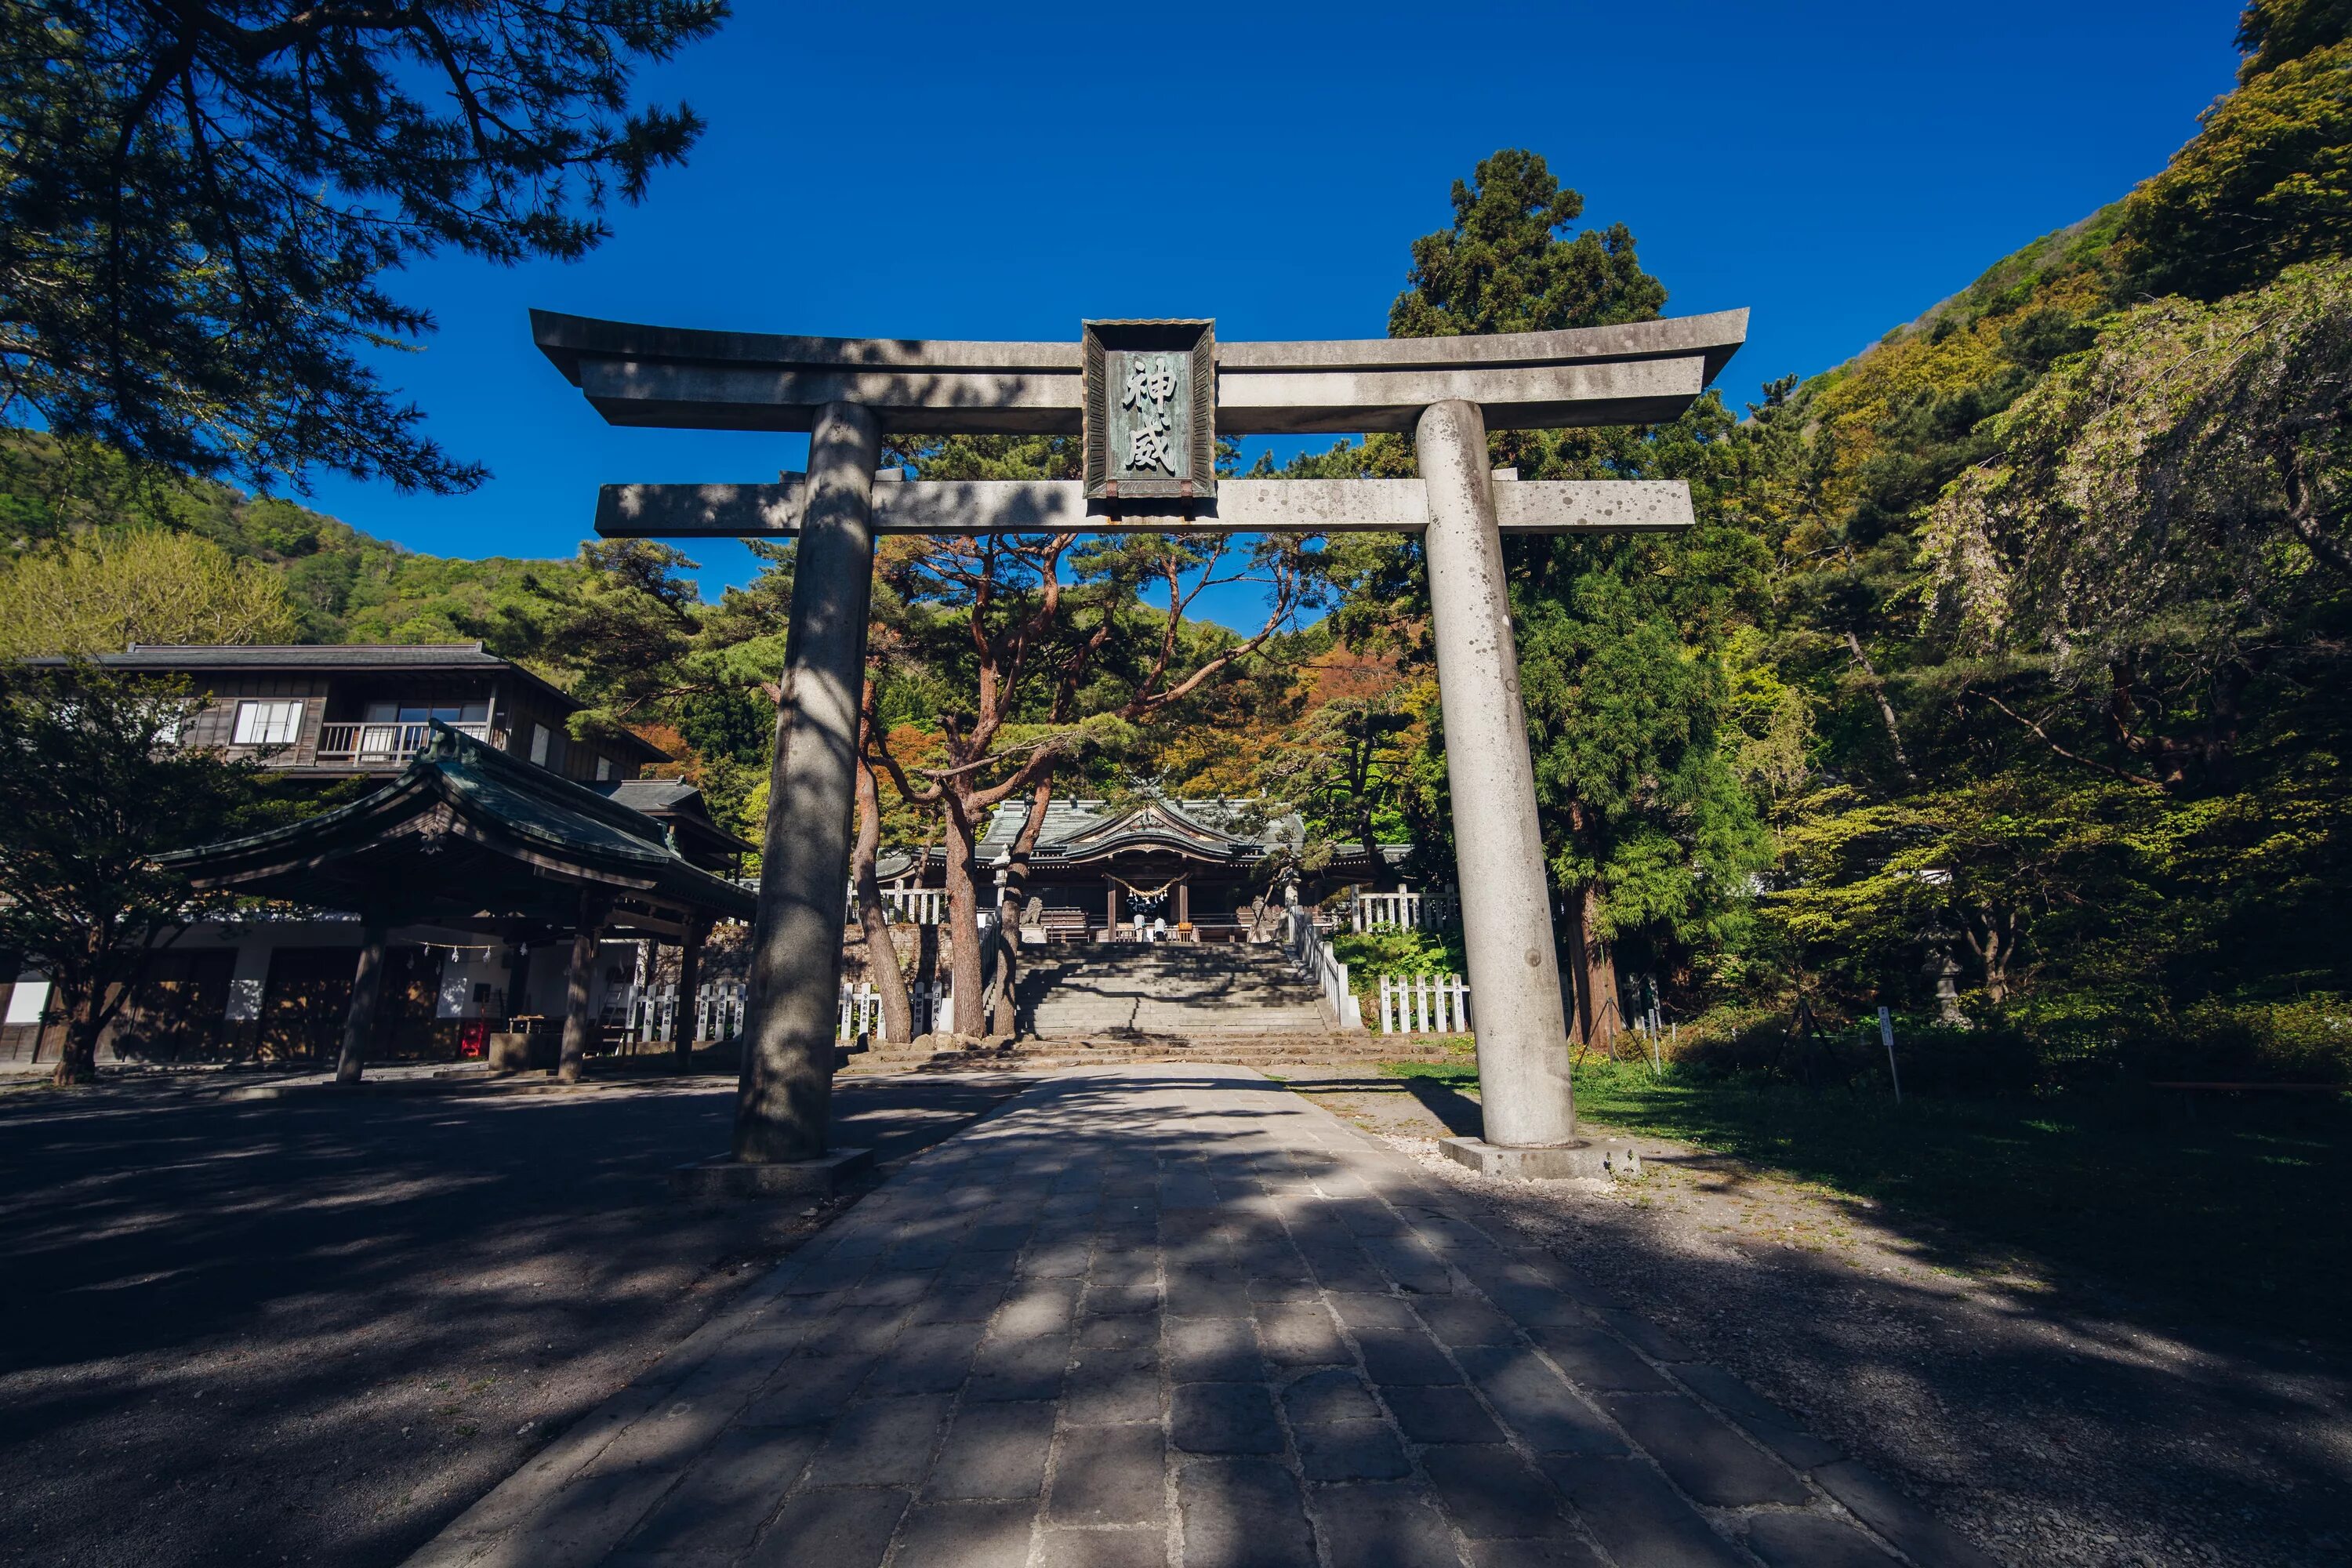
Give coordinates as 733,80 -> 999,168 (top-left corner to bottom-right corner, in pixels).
840,945 -> 1461,1076
1022,945 -> 1331,1037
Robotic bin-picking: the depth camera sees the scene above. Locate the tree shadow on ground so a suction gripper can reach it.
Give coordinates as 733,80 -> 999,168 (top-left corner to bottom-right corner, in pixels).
1267,1068 -> 2352,1566
953,1069 -> 2352,1568
0,1072 -> 1023,1568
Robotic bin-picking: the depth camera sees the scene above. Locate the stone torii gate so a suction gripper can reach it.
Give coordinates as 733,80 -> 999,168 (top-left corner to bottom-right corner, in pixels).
531,307 -> 1746,1178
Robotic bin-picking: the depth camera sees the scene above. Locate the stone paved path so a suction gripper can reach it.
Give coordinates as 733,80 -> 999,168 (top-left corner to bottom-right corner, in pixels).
406,1066 -> 1997,1568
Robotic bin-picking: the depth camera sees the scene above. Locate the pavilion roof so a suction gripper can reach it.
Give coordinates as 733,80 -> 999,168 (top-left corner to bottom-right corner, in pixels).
588,776 -> 757,869
158,723 -> 753,936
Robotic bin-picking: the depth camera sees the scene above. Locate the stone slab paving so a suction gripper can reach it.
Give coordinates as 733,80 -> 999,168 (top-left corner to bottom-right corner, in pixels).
403,1065 -> 1998,1568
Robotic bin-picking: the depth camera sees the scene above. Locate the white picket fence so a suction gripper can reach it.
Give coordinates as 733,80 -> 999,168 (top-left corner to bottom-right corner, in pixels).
838,978 -> 956,1041
844,885 -> 946,924
625,981 -> 747,1045
1377,972 -> 1471,1036
1285,906 -> 1363,1029
1352,886 -> 1424,931
838,982 -> 880,1041
621,975 -> 952,1047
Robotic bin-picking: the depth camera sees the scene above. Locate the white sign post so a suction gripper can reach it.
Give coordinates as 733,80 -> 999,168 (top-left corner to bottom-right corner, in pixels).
1878,1005 -> 1903,1105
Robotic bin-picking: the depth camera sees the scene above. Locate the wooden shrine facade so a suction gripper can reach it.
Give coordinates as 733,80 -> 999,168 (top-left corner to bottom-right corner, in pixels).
877,797 -> 1406,943
107,724 -> 760,1081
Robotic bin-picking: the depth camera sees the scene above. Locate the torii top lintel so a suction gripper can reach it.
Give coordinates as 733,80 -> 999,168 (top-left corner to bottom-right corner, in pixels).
529,307 -> 1748,437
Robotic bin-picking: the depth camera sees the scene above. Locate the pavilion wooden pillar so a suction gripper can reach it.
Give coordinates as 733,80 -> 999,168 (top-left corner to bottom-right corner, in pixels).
1105,884 -> 1120,942
557,890 -> 606,1084
1176,880 -> 1190,937
335,918 -> 388,1085
672,917 -> 706,1073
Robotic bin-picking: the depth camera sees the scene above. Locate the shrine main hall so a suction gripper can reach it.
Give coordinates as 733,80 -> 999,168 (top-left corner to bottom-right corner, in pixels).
879,797 -> 1410,943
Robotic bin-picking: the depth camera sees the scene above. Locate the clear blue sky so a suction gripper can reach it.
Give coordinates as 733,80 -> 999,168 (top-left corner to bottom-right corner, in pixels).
299,0 -> 2241,625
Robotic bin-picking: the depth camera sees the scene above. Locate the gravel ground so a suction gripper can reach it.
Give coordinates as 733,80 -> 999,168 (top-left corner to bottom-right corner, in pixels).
1292,1073 -> 2352,1568
0,1069 -> 1025,1568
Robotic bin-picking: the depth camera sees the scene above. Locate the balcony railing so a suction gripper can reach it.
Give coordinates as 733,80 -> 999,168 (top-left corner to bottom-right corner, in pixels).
314,720 -> 501,763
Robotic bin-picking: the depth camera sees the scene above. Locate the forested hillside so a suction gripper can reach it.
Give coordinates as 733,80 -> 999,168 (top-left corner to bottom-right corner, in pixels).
0,437 -> 588,648
1274,0 -> 2352,1084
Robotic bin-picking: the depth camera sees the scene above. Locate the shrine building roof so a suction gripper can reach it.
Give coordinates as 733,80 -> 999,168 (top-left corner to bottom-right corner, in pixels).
158,722 -> 753,937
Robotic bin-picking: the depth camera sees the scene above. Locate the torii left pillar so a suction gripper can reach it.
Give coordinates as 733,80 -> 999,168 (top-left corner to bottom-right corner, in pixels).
734,401 -> 879,1169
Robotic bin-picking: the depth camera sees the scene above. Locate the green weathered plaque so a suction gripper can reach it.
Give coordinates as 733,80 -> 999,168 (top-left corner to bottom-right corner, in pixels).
1083,318 -> 1216,503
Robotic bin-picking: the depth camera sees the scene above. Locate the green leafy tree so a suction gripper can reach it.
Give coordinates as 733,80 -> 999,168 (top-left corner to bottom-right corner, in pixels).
0,1 -> 724,492
0,662 -> 258,1084
521,539 -> 704,741
1389,148 -> 1665,339
2238,0 -> 2352,79
1367,147 -> 1764,1044
0,527 -> 296,656
2122,6 -> 2352,299
1765,779 -> 2154,1019
866,434 -> 1323,1034
1268,689 -> 1420,857
1924,260 -> 2352,790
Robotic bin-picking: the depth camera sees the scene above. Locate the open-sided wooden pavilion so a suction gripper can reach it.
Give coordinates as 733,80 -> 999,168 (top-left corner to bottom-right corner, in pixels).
159,723 -> 753,1081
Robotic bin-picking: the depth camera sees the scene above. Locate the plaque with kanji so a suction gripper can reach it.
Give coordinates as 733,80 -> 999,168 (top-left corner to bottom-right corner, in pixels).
1082,318 -> 1216,502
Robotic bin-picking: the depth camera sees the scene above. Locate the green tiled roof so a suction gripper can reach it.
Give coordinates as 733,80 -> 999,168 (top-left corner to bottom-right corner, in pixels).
159,722 -> 753,927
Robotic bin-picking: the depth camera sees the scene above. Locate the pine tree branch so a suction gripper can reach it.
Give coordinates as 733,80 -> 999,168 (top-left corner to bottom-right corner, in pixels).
1976,689 -> 2165,789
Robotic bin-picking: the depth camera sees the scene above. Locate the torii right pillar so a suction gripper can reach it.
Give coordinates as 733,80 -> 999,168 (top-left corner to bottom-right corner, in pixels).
1418,399 -> 1587,1162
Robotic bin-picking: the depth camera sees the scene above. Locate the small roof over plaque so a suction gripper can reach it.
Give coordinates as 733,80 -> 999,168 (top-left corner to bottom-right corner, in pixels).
1083,319 -> 1215,503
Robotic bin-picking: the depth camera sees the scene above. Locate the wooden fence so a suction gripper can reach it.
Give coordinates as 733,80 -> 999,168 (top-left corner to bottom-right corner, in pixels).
1377,972 -> 1470,1035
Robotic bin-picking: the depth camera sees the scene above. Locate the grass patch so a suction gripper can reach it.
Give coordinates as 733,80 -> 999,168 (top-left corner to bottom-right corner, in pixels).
1383,1057 -> 2352,1343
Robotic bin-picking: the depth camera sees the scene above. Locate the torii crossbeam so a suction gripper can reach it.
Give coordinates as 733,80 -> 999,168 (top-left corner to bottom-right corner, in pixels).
532,307 -> 1747,1174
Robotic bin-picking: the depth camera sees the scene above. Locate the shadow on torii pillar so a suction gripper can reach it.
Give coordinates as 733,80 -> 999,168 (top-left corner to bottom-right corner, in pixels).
528,307 -> 1748,1184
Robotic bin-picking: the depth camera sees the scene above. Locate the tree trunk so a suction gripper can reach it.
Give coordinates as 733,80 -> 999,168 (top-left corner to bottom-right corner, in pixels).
1568,881 -> 1621,1054
984,889 -> 1016,1038
1562,902 -> 1589,1047
990,775 -> 1054,1037
853,757 -> 914,1044
942,791 -> 985,1037
336,920 -> 387,1084
51,982 -> 100,1087
1964,903 -> 2013,1007
1845,630 -> 1918,788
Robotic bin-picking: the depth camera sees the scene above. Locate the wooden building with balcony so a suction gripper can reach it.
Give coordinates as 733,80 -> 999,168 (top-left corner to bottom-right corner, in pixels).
52,642 -> 667,783
1,647 -> 753,1073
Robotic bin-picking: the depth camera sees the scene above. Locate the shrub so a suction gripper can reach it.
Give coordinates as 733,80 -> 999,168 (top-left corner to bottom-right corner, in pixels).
2122,996 -> 2352,1084
1665,1001 -> 2042,1097
1332,927 -> 1465,981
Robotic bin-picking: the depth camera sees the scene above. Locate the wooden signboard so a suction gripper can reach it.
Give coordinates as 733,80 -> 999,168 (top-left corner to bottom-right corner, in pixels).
1081,318 -> 1216,503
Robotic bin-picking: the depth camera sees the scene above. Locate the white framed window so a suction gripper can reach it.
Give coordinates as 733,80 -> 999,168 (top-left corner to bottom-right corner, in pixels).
595,757 -> 612,781
529,723 -> 551,765
5,979 -> 49,1025
232,699 -> 305,746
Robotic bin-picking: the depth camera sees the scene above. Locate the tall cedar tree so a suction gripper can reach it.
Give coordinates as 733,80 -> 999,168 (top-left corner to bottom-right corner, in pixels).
0,2 -> 724,492
1383,150 -> 1766,1046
